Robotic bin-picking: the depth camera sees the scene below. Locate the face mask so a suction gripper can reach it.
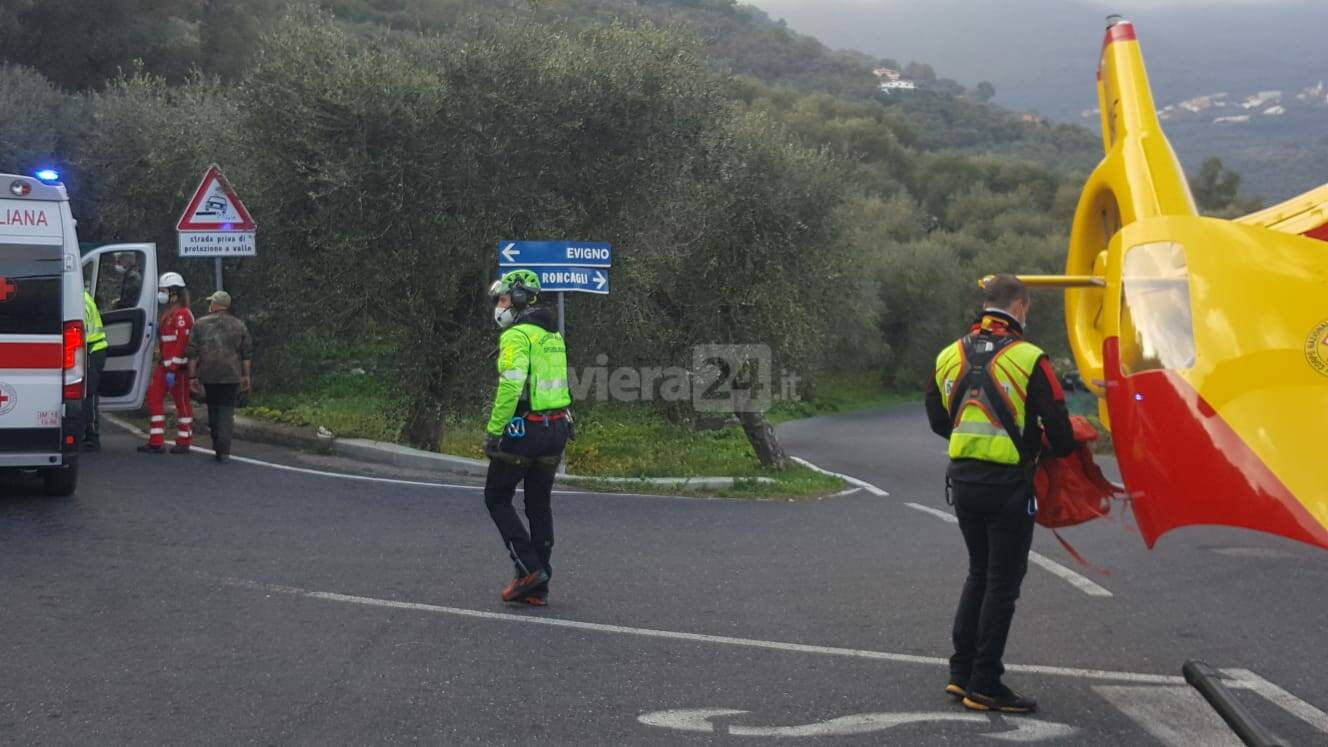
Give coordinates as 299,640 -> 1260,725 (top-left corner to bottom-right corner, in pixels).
494,305 -> 516,328
157,291 -> 169,305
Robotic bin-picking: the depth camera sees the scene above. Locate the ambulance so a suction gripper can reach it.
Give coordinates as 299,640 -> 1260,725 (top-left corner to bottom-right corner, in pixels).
0,171 -> 156,495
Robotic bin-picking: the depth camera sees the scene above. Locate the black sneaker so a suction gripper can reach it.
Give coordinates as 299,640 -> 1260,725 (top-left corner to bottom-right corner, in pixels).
169,444 -> 191,454
137,444 -> 165,454
214,453 -> 230,464
963,685 -> 1038,713
501,570 -> 550,602
945,677 -> 968,699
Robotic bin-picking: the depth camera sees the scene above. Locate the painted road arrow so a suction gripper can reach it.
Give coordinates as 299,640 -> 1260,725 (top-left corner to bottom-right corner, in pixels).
637,708 -> 1077,741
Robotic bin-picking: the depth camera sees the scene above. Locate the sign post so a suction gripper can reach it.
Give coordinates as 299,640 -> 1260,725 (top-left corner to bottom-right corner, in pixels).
176,164 -> 257,292
497,241 -> 612,337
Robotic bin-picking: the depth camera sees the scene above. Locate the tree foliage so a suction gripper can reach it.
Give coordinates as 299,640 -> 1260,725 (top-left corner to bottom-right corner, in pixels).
1190,156 -> 1263,217
0,1 -> 1266,455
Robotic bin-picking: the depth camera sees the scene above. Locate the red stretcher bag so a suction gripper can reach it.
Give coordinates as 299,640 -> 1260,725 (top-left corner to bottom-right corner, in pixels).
1033,416 -> 1126,565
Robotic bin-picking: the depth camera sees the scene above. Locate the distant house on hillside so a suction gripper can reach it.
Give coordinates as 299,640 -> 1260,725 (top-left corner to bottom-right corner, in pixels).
1263,105 -> 1286,116
879,79 -> 916,94
1020,113 -> 1042,123
1296,81 -> 1326,103
1213,115 -> 1251,125
873,67 -> 902,81
1241,90 -> 1281,110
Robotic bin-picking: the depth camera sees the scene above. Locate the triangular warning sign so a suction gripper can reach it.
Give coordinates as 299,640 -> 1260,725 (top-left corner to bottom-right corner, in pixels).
176,165 -> 256,232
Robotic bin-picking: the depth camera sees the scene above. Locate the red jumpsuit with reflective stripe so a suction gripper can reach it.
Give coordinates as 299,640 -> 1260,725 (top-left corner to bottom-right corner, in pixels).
146,307 -> 194,447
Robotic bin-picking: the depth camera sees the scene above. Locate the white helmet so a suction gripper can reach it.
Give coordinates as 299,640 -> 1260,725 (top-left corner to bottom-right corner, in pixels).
158,272 -> 187,289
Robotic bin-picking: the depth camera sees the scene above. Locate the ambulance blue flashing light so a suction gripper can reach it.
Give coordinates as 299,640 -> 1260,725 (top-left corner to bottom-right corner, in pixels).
35,169 -> 61,184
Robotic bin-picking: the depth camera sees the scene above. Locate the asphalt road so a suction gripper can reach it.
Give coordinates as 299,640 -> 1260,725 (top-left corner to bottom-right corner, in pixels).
2,405 -> 1326,745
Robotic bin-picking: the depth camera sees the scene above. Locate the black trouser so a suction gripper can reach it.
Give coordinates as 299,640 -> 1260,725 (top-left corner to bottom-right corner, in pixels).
203,383 -> 240,457
82,347 -> 106,444
950,477 -> 1036,693
484,417 -> 569,579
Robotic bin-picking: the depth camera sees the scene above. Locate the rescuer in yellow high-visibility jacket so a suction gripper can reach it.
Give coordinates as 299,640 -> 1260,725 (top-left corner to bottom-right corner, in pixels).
82,290 -> 109,451
924,274 -> 1076,715
482,269 -> 572,607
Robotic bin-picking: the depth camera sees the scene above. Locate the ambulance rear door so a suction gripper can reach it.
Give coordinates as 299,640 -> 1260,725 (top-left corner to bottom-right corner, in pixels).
0,186 -> 67,461
81,243 -> 157,410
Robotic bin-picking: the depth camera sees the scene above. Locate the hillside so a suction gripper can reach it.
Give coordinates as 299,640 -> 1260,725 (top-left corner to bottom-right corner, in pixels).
0,0 -> 1191,448
758,0 -> 1328,202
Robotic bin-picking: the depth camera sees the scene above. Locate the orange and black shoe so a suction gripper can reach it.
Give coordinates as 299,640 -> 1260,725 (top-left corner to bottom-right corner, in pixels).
501,570 -> 550,603
945,677 -> 968,699
517,589 -> 549,607
963,685 -> 1038,714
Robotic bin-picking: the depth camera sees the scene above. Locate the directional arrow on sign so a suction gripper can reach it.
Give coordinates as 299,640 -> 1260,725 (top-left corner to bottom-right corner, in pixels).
501,243 -> 521,263
593,270 -> 607,290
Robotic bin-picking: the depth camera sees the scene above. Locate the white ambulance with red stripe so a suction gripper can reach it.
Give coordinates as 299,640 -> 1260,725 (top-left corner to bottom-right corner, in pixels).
1,171 -> 155,495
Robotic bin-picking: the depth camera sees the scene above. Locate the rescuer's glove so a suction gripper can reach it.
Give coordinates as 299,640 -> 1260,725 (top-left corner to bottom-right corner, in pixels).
165,372 -> 176,389
484,435 -> 503,458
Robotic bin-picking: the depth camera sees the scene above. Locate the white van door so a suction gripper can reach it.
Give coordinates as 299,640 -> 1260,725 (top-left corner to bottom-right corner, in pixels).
81,244 -> 158,410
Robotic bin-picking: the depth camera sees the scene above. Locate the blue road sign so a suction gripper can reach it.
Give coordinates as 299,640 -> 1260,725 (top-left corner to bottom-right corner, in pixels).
498,241 -> 612,268
507,265 -> 609,295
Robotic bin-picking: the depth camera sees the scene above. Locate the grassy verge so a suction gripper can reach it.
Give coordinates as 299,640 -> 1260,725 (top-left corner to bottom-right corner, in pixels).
440,405 -> 844,499
240,374 -> 917,499
768,377 -> 919,423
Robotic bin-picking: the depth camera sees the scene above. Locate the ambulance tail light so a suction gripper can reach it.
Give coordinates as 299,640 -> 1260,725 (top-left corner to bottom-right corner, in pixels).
63,320 -> 85,401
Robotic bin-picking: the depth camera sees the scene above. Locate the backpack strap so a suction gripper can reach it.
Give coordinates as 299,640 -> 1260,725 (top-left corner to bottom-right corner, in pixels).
947,333 -> 1032,464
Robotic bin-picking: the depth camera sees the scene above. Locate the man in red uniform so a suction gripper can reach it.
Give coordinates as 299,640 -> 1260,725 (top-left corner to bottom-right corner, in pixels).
138,272 -> 195,454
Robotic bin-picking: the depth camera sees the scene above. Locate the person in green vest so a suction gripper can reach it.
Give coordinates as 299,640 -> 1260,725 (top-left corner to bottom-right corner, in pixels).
82,288 -> 109,451
483,269 -> 572,607
924,274 -> 1075,714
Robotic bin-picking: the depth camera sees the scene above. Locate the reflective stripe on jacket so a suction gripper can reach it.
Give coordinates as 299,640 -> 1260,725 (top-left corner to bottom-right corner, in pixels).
486,322 -> 572,436
157,307 -> 194,371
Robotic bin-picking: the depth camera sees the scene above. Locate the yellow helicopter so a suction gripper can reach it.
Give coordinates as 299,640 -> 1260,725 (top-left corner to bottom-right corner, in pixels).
1005,17 -> 1328,550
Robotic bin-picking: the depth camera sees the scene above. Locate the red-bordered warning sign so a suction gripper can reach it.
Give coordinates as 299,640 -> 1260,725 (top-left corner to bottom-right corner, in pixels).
176,165 -> 256,232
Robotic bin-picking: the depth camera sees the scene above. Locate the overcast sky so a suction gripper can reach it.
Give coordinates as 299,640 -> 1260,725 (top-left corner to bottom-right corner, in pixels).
747,0 -> 1328,121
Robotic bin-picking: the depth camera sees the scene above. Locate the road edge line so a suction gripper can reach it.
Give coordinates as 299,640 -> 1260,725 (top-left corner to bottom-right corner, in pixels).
100,414 -> 800,501
790,456 -> 889,497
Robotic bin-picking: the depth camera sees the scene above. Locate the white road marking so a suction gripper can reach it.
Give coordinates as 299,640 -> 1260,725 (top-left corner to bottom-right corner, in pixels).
638,708 -> 1076,741
1222,668 -> 1328,735
1093,686 -> 1243,746
104,414 -> 487,491
102,414 -> 756,502
220,576 -> 1187,685
789,456 -> 889,496
640,709 -> 747,733
1026,552 -> 1113,598
903,502 -> 1114,598
905,501 -> 958,523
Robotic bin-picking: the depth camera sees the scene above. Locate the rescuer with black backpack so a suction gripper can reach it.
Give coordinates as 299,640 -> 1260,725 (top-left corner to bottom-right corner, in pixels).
924,274 -> 1076,714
